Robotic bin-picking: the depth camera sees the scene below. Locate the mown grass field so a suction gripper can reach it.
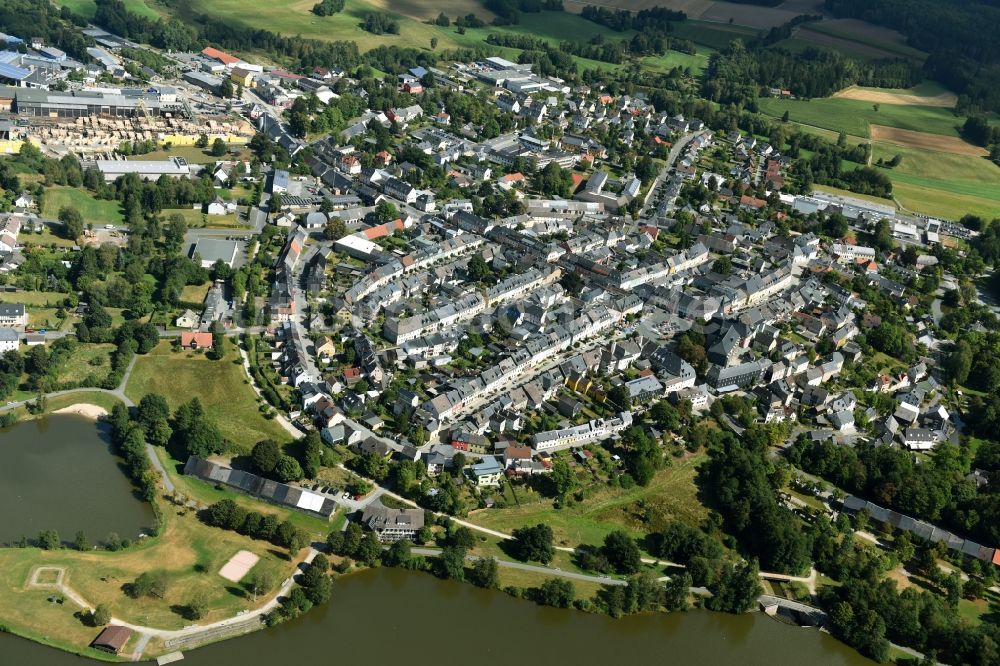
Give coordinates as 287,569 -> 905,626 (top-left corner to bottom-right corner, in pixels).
56,0 -> 160,19
140,145 -> 249,165
179,282 -> 211,305
470,453 -> 706,550
871,143 -> 1000,220
41,187 -> 124,227
758,97 -> 969,138
125,340 -> 292,451
161,207 -> 243,229
154,447 -> 333,535
0,290 -> 69,307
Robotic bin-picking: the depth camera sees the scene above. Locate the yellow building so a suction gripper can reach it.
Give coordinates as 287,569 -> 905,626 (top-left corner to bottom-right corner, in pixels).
230,67 -> 255,88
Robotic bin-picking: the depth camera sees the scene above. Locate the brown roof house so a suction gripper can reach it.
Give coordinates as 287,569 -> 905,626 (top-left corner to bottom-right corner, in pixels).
92,626 -> 132,654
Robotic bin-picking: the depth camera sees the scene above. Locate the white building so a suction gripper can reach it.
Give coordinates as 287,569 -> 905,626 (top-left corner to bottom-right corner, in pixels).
0,327 -> 19,354
532,412 -> 633,452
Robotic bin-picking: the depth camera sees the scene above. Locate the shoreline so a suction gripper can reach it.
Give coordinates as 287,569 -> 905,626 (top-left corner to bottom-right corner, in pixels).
0,564 -> 834,664
50,404 -> 110,420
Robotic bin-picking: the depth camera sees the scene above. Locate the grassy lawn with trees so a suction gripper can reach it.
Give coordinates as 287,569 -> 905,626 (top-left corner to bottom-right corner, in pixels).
153,447 -> 332,535
0,504 -> 296,637
125,340 -> 291,451
49,343 -> 116,387
470,453 -> 706,550
162,207 -> 244,229
41,187 -> 124,227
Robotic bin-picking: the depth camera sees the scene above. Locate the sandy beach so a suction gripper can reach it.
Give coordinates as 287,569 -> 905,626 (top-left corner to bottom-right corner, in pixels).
51,403 -> 110,420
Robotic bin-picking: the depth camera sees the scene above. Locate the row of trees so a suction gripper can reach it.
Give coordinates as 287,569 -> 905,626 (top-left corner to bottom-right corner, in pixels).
204,498 -> 311,554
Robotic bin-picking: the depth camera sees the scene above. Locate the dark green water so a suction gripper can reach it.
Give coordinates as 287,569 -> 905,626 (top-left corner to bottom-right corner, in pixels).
0,415 -> 155,546
0,568 -> 873,665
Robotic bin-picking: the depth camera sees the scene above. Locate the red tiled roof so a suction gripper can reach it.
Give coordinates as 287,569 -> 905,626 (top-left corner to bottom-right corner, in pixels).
271,69 -> 303,80
180,332 -> 213,349
201,47 -> 241,66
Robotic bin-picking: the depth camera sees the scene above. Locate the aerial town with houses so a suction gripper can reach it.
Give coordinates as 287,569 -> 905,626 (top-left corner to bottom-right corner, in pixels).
0,3 -> 999,665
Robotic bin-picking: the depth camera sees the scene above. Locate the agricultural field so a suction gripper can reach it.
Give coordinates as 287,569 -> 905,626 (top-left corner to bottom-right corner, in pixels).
870,125 -> 987,157
83,0 -> 663,72
41,187 -> 124,227
794,20 -> 927,62
125,340 -> 292,451
758,96 -> 972,138
867,129 -> 1000,220
834,81 -> 957,108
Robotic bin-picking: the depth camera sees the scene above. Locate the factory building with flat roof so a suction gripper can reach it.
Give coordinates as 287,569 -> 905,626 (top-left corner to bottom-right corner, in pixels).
0,85 -> 178,118
91,156 -> 191,181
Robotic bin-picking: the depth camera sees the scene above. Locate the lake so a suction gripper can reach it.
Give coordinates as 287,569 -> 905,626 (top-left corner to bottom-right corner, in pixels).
0,414 -> 155,547
0,568 -> 873,665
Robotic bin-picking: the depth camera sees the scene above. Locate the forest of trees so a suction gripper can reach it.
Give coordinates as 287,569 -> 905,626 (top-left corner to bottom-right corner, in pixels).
311,0 -> 344,16
789,437 -> 1000,546
825,0 -> 1000,114
483,0 -> 563,25
0,0 -> 93,61
703,40 -> 921,106
699,429 -> 812,574
579,5 -> 686,32
361,13 -> 400,35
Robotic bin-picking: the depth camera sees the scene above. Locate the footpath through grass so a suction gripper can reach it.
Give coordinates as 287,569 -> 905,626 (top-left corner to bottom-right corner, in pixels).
0,502 -> 298,651
125,340 -> 292,451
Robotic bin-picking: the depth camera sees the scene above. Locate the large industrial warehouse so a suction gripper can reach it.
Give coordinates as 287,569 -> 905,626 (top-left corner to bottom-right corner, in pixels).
0,85 -> 181,118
